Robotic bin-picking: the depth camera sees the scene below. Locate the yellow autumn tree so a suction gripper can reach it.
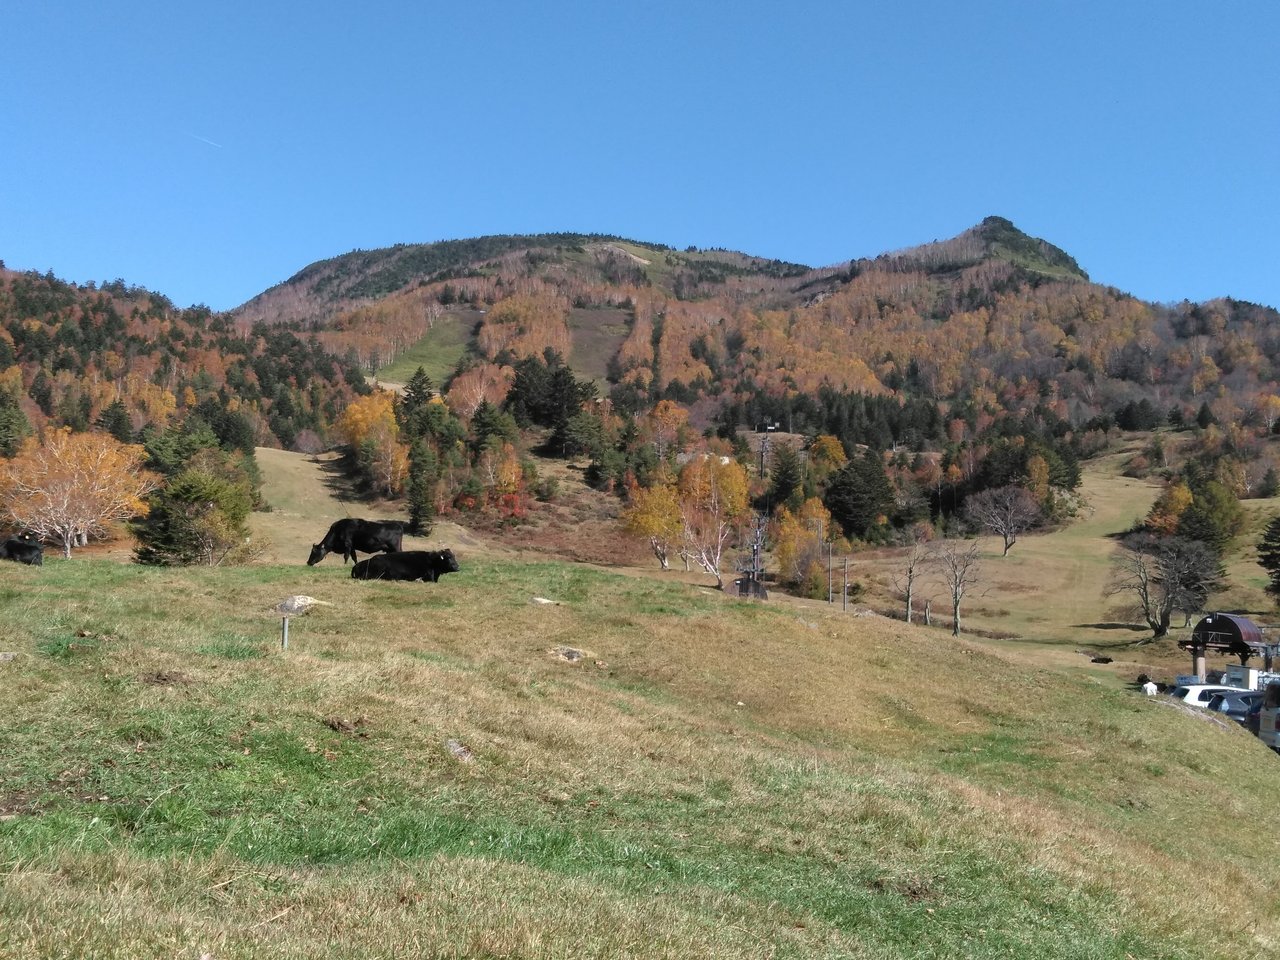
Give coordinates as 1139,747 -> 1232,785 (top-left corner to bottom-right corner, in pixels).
0,429 -> 158,558
647,399 -> 689,462
773,498 -> 832,585
1025,453 -> 1051,506
1145,480 -> 1194,536
808,435 -> 847,480
335,391 -> 409,497
678,455 -> 749,589
621,480 -> 682,570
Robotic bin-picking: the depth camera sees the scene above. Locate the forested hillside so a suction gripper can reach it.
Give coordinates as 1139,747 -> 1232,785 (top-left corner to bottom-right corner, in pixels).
7,217 -> 1280,577
0,268 -> 370,454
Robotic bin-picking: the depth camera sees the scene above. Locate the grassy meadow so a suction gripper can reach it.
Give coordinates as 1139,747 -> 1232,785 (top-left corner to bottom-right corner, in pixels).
2,555 -> 1279,959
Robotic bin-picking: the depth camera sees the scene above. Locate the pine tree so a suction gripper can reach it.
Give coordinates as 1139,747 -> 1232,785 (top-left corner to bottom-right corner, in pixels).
824,450 -> 895,540
1258,516 -> 1280,597
96,399 -> 133,443
0,396 -> 31,456
406,439 -> 438,535
768,443 -> 804,512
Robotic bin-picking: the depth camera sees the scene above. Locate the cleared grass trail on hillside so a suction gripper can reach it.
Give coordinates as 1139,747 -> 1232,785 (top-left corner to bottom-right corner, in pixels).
250,447 -> 485,567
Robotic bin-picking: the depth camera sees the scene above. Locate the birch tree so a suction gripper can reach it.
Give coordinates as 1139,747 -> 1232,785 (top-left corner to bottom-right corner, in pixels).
678,455 -> 749,589
0,429 -> 158,557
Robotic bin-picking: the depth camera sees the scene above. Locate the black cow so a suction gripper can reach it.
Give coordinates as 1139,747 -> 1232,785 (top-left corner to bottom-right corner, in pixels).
307,519 -> 406,565
0,537 -> 43,566
351,549 -> 459,582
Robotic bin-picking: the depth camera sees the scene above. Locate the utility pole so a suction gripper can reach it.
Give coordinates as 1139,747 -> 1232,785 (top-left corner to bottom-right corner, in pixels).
842,557 -> 849,611
828,541 -> 834,604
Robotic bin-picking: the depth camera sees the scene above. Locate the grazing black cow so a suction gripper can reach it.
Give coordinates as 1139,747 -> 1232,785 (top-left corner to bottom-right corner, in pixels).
307,519 -> 406,565
0,537 -> 43,566
351,549 -> 459,582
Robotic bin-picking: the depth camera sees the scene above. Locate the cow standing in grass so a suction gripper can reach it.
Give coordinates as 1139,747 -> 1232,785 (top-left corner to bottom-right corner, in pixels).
307,519 -> 406,565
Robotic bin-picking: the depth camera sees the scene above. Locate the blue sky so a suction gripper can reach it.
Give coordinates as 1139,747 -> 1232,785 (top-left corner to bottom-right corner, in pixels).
3,1 -> 1277,311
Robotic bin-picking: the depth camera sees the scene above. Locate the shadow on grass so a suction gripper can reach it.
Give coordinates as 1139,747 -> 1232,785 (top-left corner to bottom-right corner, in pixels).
1072,622 -> 1151,631
315,453 -> 374,507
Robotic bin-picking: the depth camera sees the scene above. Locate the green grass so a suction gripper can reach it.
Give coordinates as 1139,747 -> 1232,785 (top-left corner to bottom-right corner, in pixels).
376,309 -> 477,385
2,558 -> 1278,958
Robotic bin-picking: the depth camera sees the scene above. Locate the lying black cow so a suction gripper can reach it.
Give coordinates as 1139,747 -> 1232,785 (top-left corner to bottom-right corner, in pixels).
351,549 -> 459,582
307,519 -> 406,565
0,537 -> 43,566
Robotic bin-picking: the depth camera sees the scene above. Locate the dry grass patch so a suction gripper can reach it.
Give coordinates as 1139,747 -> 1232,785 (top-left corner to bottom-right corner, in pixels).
2,559 -> 1278,958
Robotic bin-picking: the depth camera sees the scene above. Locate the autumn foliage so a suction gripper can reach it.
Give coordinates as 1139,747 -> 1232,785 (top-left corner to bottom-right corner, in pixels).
0,428 -> 158,557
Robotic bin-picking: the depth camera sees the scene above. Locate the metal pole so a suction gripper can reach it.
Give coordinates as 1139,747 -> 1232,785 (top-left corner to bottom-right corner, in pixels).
842,557 -> 848,612
828,543 -> 834,603
281,616 -> 290,651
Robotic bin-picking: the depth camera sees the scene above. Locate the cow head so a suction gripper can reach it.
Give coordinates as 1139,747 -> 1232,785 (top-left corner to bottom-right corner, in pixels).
439,549 -> 460,573
307,543 -> 328,566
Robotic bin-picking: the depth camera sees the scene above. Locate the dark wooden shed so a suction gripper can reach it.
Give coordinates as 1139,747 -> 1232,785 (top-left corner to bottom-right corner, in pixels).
1180,613 -> 1269,676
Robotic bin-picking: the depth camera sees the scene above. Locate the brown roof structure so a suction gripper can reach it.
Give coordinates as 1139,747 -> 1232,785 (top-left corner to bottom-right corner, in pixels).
1182,613 -> 1267,664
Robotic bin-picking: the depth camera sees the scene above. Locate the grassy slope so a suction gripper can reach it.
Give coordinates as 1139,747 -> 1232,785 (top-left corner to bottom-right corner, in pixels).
5,446 -> 1280,958
855,436 -> 1280,683
2,558 -> 1279,957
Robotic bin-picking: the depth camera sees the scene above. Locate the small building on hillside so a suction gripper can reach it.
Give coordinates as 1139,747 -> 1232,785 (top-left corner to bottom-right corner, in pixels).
1180,613 -> 1271,678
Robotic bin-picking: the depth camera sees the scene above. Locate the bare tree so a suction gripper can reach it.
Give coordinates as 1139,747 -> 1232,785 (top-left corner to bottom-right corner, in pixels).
892,525 -> 932,624
1104,534 -> 1223,640
931,540 -> 983,637
964,485 -> 1042,556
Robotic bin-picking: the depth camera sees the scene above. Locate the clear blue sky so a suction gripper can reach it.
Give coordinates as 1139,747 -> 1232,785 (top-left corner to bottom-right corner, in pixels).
3,1 -> 1277,312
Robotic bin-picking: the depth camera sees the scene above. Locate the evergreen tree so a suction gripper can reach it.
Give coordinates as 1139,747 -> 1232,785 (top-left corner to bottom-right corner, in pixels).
469,400 -> 518,457
133,468 -> 254,566
1258,516 -> 1280,597
402,366 -> 435,411
29,369 -> 53,416
1176,480 -> 1245,555
824,450 -> 895,540
1260,468 -> 1280,499
1196,401 -> 1216,429
767,442 -> 805,512
406,438 -> 439,536
0,394 -> 31,457
96,399 -> 133,443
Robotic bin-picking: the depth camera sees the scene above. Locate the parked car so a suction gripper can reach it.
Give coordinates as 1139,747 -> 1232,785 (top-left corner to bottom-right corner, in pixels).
1205,690 -> 1264,722
1167,684 -> 1244,708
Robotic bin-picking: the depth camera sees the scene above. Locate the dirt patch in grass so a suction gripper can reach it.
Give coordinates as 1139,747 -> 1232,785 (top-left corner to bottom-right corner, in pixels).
139,669 -> 193,686
0,791 -> 40,818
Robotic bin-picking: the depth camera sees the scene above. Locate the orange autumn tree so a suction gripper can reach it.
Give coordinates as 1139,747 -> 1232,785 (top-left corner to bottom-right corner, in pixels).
1145,480 -> 1194,536
677,455 -> 750,589
0,428 -> 158,557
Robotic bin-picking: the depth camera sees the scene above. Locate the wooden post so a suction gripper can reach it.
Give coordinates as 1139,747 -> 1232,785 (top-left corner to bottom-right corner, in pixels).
842,558 -> 848,612
281,616 -> 290,651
